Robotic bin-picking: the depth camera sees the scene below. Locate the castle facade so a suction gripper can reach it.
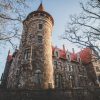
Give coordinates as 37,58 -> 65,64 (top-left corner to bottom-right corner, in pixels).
1,3 -> 100,90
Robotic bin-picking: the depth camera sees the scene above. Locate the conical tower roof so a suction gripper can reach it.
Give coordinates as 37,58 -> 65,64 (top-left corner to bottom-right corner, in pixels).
24,2 -> 54,25
37,3 -> 45,11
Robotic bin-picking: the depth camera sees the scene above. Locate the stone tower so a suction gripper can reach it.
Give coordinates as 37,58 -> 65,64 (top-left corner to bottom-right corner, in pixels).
7,3 -> 54,89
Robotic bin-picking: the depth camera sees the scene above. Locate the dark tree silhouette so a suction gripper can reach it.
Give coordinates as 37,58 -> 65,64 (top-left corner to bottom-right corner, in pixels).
0,0 -> 33,48
62,0 -> 100,59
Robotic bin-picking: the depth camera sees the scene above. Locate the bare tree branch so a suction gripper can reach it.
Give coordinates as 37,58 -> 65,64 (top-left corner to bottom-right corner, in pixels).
62,0 -> 100,59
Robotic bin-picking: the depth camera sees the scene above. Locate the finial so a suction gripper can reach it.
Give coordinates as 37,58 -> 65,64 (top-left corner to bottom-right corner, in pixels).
37,0 -> 45,11
72,48 -> 75,54
63,44 -> 66,51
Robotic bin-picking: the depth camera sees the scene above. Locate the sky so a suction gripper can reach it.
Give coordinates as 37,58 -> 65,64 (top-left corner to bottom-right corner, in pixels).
0,0 -> 82,78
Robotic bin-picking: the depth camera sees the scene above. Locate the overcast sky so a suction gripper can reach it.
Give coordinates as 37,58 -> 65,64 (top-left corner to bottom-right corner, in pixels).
0,0 -> 82,77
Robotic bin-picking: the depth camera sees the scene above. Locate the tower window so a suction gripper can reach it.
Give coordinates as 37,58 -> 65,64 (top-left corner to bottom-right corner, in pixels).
24,49 -> 30,60
34,70 -> 42,85
38,35 -> 43,43
38,24 -> 43,30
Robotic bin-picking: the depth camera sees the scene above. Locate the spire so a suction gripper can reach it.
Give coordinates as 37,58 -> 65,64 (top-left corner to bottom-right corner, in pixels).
37,2 -> 45,11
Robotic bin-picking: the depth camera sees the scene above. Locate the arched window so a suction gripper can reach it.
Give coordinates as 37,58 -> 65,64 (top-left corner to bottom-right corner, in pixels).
55,73 -> 63,88
34,70 -> 42,85
54,49 -> 60,58
66,51 -> 71,61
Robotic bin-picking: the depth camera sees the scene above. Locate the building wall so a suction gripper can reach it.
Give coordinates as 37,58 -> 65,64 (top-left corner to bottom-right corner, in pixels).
2,4 -> 98,90
53,56 -> 89,89
92,59 -> 100,86
7,9 -> 54,89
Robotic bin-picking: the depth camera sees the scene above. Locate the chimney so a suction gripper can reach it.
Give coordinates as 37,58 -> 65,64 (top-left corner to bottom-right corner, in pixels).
77,53 -> 81,63
72,48 -> 75,54
63,44 -> 66,51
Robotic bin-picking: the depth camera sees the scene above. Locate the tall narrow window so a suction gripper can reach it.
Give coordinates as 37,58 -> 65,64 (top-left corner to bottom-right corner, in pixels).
38,35 -> 43,43
55,74 -> 63,88
54,61 -> 59,69
54,49 -> 59,58
24,49 -> 30,60
69,75 -> 74,87
34,70 -> 42,86
39,24 -> 43,30
69,65 -> 73,71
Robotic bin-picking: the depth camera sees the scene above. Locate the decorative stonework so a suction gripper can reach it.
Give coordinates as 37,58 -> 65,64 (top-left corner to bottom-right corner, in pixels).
7,3 -> 54,89
2,3 -> 98,90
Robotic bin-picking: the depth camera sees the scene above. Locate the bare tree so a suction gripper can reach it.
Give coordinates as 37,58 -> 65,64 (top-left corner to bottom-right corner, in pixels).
62,0 -> 100,59
0,0 -> 33,48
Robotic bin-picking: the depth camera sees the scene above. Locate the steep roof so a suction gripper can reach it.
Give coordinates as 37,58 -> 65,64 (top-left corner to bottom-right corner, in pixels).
52,47 -> 92,64
37,3 -> 45,11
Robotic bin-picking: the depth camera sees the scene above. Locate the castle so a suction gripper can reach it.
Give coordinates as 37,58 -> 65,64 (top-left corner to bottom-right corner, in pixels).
1,3 -> 100,90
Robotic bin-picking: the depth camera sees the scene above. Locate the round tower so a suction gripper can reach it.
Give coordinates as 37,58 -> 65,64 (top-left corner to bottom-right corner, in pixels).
19,3 -> 54,89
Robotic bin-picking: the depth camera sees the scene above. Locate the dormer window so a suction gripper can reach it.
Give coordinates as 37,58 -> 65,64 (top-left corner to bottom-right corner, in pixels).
55,51 -> 59,57
38,24 -> 43,30
66,52 -> 71,61
54,49 -> 60,58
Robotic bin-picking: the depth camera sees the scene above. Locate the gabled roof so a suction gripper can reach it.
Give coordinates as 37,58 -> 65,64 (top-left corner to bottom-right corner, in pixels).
52,47 -> 92,64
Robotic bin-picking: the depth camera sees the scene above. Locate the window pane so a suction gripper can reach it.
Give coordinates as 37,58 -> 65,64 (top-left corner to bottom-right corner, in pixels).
39,24 -> 43,29
24,49 -> 30,60
38,36 -> 42,43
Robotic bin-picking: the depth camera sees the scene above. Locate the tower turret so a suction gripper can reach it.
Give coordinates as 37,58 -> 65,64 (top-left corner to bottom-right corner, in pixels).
7,3 -> 54,89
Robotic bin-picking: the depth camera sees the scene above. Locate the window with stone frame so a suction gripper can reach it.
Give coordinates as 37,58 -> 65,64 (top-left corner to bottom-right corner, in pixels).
58,61 -> 63,70
96,66 -> 100,72
55,74 -> 63,88
53,60 -> 58,69
38,24 -> 43,30
38,35 -> 43,43
24,49 -> 30,60
69,65 -> 73,71
68,75 -> 74,87
54,49 -> 60,58
67,64 -> 73,72
66,52 -> 71,61
34,70 -> 42,85
55,51 -> 59,57
77,65 -> 81,72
